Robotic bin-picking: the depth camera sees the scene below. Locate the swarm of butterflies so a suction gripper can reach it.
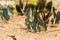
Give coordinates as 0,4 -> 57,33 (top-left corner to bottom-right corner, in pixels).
0,0 -> 60,32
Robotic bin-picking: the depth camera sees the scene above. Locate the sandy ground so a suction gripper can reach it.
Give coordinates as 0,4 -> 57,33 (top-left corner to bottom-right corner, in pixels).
0,0 -> 60,40
0,10 -> 60,40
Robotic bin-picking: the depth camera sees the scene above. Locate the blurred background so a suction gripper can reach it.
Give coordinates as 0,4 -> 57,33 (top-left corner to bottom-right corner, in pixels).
0,0 -> 60,40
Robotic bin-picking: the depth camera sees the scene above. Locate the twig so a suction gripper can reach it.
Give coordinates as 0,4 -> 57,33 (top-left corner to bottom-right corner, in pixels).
46,29 -> 60,33
7,35 -> 16,40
